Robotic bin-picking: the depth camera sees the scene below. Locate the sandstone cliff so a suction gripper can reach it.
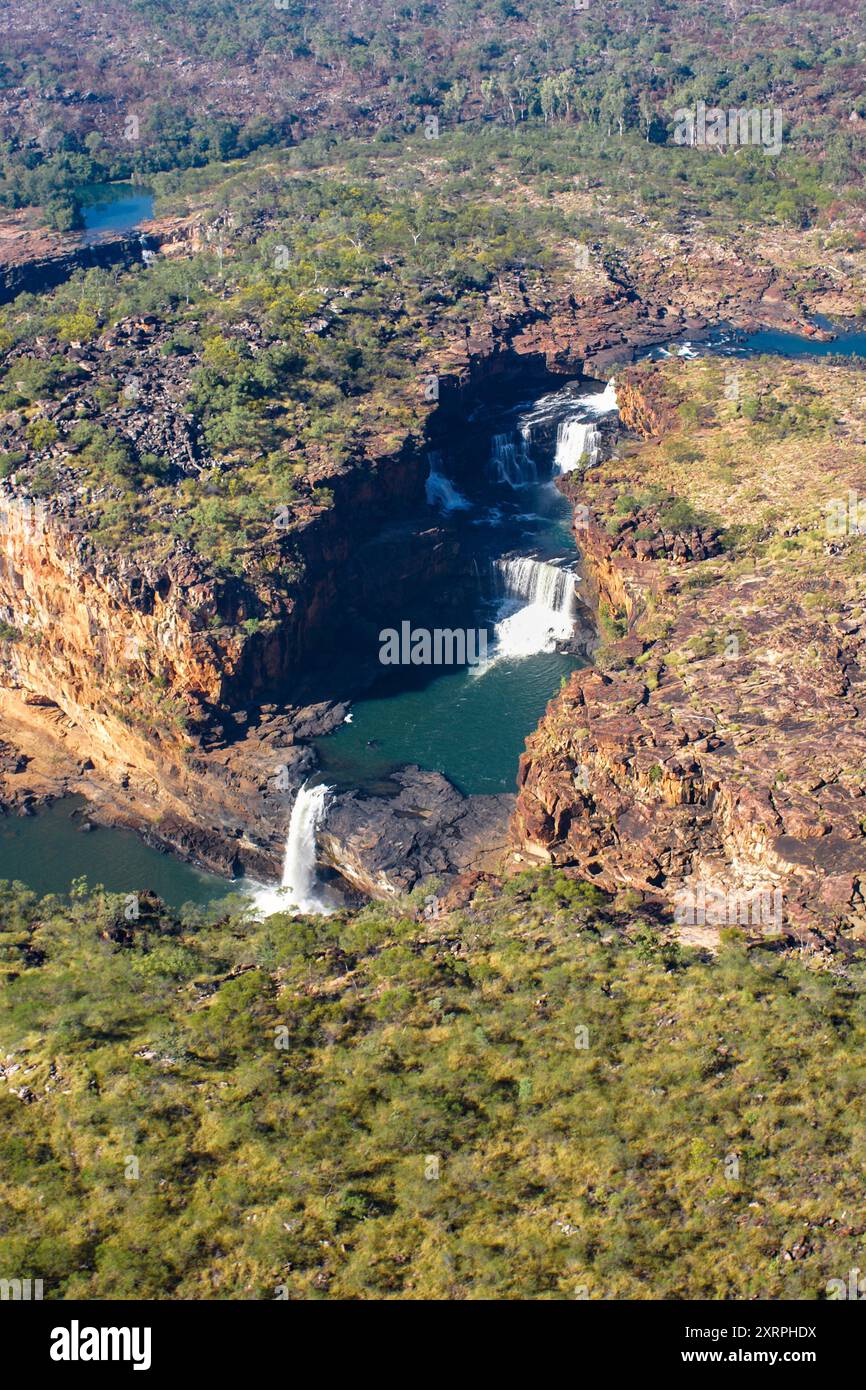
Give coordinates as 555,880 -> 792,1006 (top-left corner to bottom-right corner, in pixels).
1,206 -> 863,896
514,356 -> 866,949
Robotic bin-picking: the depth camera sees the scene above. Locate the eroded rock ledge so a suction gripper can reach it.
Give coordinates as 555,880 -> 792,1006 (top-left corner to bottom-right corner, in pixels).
0,226 -> 861,893
513,355 -> 866,948
319,768 -> 514,900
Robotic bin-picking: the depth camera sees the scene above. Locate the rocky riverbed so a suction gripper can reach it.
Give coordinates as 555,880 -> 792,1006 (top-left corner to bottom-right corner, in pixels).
1,203 -> 865,911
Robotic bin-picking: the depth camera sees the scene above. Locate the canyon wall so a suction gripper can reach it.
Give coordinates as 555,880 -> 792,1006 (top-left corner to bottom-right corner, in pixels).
513,360 -> 866,950
0,431 -> 463,879
0,213 -> 203,304
0,227 -> 855,895
0,493 -> 284,875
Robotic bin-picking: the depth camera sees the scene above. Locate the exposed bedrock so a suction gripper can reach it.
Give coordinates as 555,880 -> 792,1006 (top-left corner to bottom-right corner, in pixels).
0,246 -> 844,891
512,364 -> 866,950
0,213 -> 202,304
0,469 -> 462,879
319,767 -> 514,899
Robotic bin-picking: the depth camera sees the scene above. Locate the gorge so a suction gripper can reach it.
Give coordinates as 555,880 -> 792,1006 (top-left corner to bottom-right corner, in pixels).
2,206 -> 866,941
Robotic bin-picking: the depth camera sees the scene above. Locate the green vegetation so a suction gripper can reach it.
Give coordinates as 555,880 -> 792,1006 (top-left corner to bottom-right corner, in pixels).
0,135 -> 579,573
2,0 -> 866,1312
0,870 -> 864,1299
1,97 -> 844,589
2,0 -> 865,227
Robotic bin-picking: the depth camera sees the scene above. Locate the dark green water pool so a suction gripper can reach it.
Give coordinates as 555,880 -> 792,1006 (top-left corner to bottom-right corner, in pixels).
316,323 -> 866,798
0,798 -> 240,910
7,323 -> 866,900
317,648 -> 578,796
315,380 -> 603,795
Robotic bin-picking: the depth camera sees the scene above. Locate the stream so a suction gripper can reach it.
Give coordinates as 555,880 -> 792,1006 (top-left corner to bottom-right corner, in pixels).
313,375 -> 617,796
4,322 -> 866,909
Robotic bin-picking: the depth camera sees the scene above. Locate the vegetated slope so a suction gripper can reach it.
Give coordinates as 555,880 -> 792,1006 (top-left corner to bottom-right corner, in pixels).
0,871 -> 864,1299
2,0 -> 866,226
2,126 -> 862,586
516,354 -> 866,945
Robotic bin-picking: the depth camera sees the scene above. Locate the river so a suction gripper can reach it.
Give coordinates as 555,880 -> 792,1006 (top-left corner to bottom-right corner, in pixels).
4,321 -> 865,907
78,183 -> 155,244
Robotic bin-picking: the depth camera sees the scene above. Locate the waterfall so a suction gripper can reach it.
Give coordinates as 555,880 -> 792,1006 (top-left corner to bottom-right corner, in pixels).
488,432 -> 538,487
554,419 -> 602,474
480,555 -> 577,662
586,377 -> 619,414
251,782 -> 335,916
425,453 -> 471,512
552,377 -> 619,474
495,555 -> 577,617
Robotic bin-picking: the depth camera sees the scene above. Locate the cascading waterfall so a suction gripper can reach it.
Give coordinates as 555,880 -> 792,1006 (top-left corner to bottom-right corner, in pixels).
252,782 -> 334,916
555,418 -> 602,474
553,377 -> 619,475
483,554 -> 577,662
586,377 -> 619,415
488,432 -> 538,487
315,373 -> 621,791
495,555 -> 577,620
425,452 -> 471,512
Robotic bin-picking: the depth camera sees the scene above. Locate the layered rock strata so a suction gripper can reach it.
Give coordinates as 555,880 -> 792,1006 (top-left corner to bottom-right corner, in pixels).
514,356 -> 866,948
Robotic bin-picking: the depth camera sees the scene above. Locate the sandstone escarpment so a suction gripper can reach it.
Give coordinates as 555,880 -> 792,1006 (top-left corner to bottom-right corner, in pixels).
0,447 -> 466,878
514,356 -> 866,949
0,210 -> 201,304
1,207 -> 862,895
0,492 -> 306,875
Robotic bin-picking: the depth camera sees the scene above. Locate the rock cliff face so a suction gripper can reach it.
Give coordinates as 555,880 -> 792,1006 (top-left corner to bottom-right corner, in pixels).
0,454 -> 464,878
1,217 -> 862,898
0,493 -> 296,875
0,212 -> 201,304
513,356 -> 866,949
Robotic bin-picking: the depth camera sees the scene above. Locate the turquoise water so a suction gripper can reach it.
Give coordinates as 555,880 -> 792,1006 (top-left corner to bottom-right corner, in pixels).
318,649 -> 577,796
315,383 -> 592,795
740,325 -> 866,357
8,322 -> 866,897
645,323 -> 866,362
79,184 -> 154,244
0,797 -> 240,910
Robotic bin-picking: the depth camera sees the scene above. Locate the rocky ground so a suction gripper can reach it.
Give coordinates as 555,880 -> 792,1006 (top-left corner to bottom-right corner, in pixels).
514,353 -> 866,950
2,181 -> 866,900
320,767 -> 514,900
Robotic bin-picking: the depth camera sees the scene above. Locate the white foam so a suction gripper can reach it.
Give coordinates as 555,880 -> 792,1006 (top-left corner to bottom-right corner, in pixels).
251,783 -> 336,916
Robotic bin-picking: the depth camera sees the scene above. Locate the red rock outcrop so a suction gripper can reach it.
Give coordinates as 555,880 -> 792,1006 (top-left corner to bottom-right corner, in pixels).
513,357 -> 866,949
0,226 -> 861,894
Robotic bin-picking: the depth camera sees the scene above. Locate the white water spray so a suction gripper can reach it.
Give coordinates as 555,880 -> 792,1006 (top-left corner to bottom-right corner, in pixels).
425,453 -> 471,512
554,418 -> 602,474
488,432 -> 538,487
552,377 -> 618,474
252,782 -> 335,916
478,555 -> 577,663
585,377 -> 619,414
